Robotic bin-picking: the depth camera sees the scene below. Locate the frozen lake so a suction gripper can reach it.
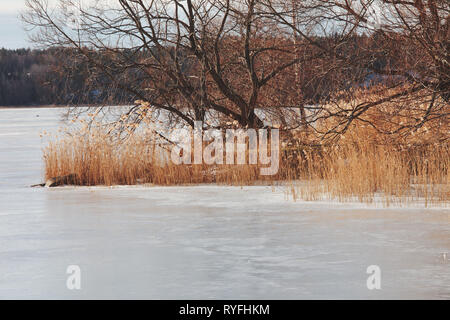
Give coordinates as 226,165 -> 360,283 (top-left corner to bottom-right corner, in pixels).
0,107 -> 449,299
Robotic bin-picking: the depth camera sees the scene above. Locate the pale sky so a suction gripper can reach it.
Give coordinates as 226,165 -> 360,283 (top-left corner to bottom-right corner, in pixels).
0,0 -> 31,48
0,0 -> 104,49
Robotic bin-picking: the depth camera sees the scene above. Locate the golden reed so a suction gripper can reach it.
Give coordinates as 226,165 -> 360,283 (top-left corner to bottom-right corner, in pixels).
43,91 -> 448,206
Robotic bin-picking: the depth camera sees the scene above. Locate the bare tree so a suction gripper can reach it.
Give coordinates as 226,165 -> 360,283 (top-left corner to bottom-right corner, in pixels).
22,0 -> 448,141
22,0 -> 359,129
320,0 -> 449,138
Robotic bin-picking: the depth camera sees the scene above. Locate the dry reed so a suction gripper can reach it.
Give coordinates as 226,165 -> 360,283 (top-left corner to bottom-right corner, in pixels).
42,91 -> 449,206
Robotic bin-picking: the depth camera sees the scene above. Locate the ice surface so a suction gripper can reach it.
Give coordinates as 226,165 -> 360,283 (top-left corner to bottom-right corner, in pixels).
0,107 -> 449,299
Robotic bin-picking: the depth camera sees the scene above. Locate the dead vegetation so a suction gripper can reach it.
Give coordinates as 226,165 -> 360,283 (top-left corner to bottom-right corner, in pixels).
43,87 -> 449,206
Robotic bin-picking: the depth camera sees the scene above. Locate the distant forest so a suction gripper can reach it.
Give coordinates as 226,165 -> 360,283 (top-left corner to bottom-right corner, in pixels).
0,36 -> 390,108
0,48 -> 132,106
0,28 -> 440,109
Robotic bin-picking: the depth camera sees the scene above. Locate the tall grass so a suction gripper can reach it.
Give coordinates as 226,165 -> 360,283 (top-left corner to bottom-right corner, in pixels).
43,97 -> 448,206
43,121 -> 266,186
286,141 -> 448,206
43,122 -> 448,206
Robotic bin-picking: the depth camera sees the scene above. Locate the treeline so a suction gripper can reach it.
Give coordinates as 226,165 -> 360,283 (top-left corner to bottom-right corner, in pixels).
0,48 -> 133,106
0,33 -> 392,107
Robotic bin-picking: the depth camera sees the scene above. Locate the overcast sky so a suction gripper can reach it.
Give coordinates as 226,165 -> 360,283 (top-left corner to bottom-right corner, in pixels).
0,0 -> 32,49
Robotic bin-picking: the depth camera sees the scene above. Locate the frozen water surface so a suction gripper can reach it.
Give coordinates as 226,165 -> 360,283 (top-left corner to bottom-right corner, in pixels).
0,108 -> 449,299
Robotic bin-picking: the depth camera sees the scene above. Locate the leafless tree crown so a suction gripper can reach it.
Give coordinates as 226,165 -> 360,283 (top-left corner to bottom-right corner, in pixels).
22,0 -> 449,139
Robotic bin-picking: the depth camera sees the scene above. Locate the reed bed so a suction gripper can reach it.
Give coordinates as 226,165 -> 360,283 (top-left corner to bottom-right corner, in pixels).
43,121 -> 266,186
286,141 -> 449,206
43,123 -> 448,206
43,92 -> 449,206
